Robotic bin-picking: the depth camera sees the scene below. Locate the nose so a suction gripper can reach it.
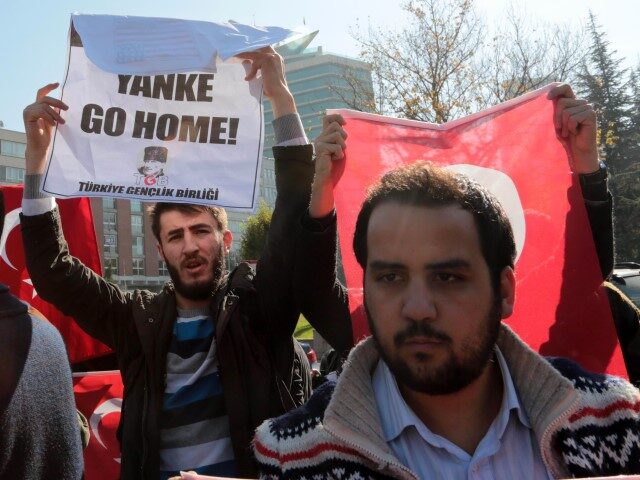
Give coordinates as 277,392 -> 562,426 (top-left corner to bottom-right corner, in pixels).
182,231 -> 199,255
401,279 -> 437,321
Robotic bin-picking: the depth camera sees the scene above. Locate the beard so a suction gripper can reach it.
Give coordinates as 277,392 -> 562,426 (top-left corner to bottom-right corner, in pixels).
165,244 -> 226,301
366,294 -> 502,396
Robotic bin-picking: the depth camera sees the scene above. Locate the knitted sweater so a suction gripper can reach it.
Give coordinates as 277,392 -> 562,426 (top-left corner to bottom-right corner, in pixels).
0,284 -> 83,479
254,324 -> 640,479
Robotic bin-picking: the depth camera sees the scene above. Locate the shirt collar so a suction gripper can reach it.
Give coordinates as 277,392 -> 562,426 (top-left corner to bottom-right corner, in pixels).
495,347 -> 531,429
373,346 -> 530,447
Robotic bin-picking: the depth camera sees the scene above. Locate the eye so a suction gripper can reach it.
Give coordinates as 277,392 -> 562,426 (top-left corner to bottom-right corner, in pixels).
377,272 -> 402,283
434,272 -> 461,283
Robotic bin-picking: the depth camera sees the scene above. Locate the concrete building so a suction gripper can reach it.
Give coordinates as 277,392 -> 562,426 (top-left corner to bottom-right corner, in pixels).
0,128 -> 27,186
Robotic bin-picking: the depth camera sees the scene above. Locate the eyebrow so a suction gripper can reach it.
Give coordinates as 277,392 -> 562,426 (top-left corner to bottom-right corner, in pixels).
368,259 -> 471,270
165,223 -> 213,237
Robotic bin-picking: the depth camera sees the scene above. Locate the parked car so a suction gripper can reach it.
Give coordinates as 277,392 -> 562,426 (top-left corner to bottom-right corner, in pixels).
611,262 -> 640,308
299,341 -> 320,372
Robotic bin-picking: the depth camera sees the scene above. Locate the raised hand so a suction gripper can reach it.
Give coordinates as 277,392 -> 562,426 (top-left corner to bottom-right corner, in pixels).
22,83 -> 68,174
236,47 -> 295,118
309,114 -> 348,218
548,84 -> 599,174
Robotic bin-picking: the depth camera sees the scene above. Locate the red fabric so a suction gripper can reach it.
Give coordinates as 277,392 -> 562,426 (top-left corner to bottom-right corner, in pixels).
73,371 -> 123,480
330,84 -> 625,376
569,400 -> 640,423
254,439 -> 363,464
0,184 -> 111,362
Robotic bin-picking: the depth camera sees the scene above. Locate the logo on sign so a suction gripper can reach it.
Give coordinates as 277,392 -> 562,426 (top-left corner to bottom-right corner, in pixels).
135,146 -> 169,186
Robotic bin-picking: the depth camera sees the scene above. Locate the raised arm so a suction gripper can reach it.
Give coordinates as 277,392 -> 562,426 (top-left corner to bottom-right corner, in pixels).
20,83 -> 132,349
235,48 -> 316,337
548,84 -> 613,278
294,114 -> 353,356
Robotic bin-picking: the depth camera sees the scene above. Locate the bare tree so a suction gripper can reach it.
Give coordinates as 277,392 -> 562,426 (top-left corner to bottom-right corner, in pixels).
481,4 -> 586,103
351,0 -> 586,122
328,65 -> 380,114
354,0 -> 484,122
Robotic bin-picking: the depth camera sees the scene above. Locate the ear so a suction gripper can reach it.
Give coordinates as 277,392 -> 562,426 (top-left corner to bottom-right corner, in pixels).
499,266 -> 516,319
156,242 -> 165,261
223,229 -> 233,254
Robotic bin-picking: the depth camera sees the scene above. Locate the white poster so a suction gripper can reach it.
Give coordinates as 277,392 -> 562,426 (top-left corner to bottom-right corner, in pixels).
43,16 -> 291,210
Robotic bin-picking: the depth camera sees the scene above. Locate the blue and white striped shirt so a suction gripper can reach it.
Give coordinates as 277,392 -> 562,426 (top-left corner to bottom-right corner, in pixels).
159,308 -> 235,479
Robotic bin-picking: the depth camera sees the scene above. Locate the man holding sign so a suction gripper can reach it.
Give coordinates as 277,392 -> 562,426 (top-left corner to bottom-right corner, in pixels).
253,86 -> 640,478
20,48 -> 353,479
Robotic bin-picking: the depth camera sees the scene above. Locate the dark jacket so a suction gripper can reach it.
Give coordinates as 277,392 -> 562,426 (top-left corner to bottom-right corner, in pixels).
0,284 -> 83,479
604,281 -> 640,385
20,145 -> 353,479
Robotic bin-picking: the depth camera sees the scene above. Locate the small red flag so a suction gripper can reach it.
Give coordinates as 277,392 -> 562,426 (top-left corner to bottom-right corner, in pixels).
73,371 -> 123,480
330,84 -> 624,377
0,184 -> 111,362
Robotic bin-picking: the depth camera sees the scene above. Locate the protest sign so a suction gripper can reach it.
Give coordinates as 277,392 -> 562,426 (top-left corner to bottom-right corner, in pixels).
0,184 -> 110,363
330,84 -> 626,376
43,15 -> 302,210
73,370 -> 123,480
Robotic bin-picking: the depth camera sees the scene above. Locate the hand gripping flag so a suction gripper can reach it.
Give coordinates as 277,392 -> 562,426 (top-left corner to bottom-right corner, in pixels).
0,184 -> 110,363
330,84 -> 625,377
73,371 -> 123,480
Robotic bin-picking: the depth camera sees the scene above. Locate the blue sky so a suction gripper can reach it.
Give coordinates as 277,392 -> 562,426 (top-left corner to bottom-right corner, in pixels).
1,0 -> 638,132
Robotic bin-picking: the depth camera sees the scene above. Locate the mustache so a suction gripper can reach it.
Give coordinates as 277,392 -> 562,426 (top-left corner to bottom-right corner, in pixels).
394,321 -> 452,347
181,253 -> 207,268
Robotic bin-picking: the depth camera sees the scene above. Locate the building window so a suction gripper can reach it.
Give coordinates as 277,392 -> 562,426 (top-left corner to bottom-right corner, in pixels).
103,197 -> 115,209
132,258 -> 145,276
131,215 -> 143,236
262,168 -> 275,183
228,220 -> 243,234
132,236 -> 144,257
104,257 -> 118,278
103,211 -> 117,232
0,140 -> 26,158
130,200 -> 142,213
0,166 -> 25,183
158,260 -> 169,277
262,187 -> 276,205
104,234 -> 118,254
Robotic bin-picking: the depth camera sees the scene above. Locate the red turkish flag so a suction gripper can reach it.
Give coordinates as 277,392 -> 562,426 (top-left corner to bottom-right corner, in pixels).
0,184 -> 111,362
73,371 -> 123,480
330,83 -> 624,376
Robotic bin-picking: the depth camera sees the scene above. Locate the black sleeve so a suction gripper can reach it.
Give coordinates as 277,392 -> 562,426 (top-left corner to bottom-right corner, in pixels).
253,145 -> 315,335
580,176 -> 614,279
20,208 -> 133,349
294,212 -> 353,356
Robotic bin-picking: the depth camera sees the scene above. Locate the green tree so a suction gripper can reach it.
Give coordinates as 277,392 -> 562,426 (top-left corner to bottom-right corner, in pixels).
627,65 -> 640,161
613,65 -> 640,261
239,201 -> 273,261
576,12 -> 630,176
577,13 -> 639,261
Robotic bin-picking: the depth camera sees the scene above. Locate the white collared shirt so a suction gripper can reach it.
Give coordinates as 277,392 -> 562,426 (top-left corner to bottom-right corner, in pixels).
372,348 -> 552,480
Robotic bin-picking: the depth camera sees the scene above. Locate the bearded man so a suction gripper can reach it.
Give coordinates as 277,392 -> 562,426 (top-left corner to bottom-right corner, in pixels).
253,86 -> 640,479
19,48 -> 352,479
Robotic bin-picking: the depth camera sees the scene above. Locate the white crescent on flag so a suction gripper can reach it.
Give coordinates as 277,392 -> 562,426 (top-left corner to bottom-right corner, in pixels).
0,207 -> 21,270
90,397 -> 123,463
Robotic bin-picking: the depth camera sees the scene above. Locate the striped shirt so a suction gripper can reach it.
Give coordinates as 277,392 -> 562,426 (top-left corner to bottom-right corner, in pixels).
159,308 -> 235,479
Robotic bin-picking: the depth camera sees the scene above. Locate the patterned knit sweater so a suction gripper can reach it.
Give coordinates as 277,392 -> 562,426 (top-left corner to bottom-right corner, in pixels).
254,325 -> 640,479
